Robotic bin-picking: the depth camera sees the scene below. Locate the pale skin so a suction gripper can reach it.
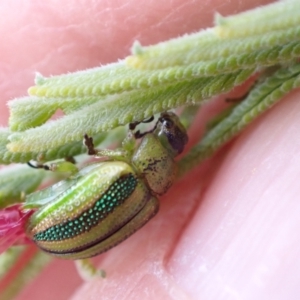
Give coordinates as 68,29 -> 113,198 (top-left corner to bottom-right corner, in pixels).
1,0 -> 300,299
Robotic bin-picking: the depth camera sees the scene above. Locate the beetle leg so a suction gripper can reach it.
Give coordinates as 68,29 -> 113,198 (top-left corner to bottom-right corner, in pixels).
75,259 -> 106,280
27,161 -> 50,171
83,134 -> 130,162
27,160 -> 78,174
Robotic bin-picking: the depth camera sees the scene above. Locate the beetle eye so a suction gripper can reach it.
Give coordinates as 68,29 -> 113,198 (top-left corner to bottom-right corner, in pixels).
157,112 -> 188,156
163,118 -> 173,129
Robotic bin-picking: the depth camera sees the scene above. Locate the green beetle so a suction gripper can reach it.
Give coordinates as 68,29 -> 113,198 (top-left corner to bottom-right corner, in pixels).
25,112 -> 188,260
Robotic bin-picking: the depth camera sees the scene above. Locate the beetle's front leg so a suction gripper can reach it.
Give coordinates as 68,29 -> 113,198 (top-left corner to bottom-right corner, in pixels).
75,259 -> 106,280
83,134 -> 131,162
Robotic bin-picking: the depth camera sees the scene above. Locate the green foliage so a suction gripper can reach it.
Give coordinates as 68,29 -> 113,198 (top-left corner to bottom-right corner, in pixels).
7,70 -> 252,154
0,165 -> 46,208
178,63 -> 300,176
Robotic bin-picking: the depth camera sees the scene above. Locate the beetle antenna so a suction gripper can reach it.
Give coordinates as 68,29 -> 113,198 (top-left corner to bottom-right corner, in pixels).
133,118 -> 160,139
129,116 -> 154,131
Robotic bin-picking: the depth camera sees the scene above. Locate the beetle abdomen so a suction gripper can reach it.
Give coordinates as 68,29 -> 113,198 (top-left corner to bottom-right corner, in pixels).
27,161 -> 151,259
34,173 -> 137,242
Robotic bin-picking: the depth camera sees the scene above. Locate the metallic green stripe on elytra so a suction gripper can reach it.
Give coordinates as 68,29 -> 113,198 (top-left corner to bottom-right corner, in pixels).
34,174 -> 137,242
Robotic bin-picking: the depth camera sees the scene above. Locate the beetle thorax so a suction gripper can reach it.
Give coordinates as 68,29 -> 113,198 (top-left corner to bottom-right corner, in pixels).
131,133 -> 177,196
